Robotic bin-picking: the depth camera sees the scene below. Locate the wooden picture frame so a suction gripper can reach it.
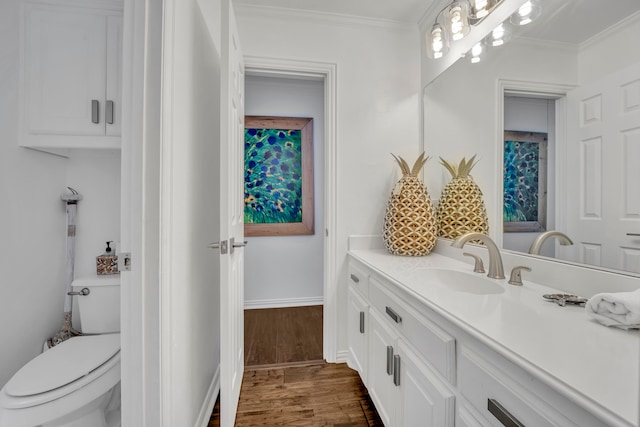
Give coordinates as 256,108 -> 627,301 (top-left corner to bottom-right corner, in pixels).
503,130 -> 548,233
244,116 -> 314,236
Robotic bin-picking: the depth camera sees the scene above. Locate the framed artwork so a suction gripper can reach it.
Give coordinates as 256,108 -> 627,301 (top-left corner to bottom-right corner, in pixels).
503,130 -> 548,232
244,116 -> 314,237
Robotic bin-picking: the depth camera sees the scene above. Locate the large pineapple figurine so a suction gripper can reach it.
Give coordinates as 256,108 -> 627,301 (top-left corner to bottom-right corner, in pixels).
383,152 -> 438,256
437,155 -> 489,239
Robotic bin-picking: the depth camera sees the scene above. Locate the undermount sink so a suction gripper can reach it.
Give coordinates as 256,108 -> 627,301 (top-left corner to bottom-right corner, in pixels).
426,269 -> 505,295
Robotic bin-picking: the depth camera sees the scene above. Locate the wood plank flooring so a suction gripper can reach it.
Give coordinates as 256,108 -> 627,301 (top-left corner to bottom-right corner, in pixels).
244,305 -> 323,367
208,362 -> 383,426
209,306 -> 383,425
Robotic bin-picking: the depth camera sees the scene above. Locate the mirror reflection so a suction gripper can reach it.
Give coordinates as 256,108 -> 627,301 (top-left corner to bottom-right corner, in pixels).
424,0 -> 640,275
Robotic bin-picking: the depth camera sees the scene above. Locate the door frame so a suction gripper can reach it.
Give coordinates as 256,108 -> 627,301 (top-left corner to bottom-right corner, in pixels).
244,56 -> 338,362
495,79 -> 575,248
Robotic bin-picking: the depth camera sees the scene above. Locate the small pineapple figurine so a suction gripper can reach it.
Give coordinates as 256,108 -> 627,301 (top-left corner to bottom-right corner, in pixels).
437,155 -> 489,239
383,152 -> 438,256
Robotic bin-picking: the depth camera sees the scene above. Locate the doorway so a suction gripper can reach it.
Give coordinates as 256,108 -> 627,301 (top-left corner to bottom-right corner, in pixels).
243,74 -> 325,366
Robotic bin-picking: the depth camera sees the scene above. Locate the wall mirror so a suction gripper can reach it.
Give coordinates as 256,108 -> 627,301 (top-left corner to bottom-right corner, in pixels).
424,0 -> 640,276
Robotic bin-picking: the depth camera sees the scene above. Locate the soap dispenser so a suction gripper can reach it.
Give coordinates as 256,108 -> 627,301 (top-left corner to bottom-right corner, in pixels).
96,241 -> 118,275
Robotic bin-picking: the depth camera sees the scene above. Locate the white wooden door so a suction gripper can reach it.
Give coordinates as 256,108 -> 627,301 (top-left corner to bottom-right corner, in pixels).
563,62 -> 640,272
219,0 -> 245,425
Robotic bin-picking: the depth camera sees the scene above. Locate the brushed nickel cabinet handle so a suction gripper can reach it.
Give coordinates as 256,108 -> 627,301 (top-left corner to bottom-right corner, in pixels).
385,306 -> 402,324
350,273 -> 360,283
488,399 -> 524,427
393,355 -> 401,386
106,100 -> 114,124
91,100 -> 99,124
386,345 -> 394,376
359,311 -> 365,334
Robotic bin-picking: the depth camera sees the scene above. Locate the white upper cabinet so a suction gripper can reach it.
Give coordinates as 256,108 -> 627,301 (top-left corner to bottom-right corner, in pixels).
20,1 -> 123,149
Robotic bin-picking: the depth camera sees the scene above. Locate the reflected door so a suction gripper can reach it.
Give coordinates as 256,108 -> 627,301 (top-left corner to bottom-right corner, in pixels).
564,62 -> 640,272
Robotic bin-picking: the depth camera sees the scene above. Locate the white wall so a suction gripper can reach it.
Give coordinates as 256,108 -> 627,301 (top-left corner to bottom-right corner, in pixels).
159,0 -> 222,424
0,0 -> 121,388
244,75 -> 324,307
502,96 -> 556,256
424,40 -> 578,242
236,7 -> 421,354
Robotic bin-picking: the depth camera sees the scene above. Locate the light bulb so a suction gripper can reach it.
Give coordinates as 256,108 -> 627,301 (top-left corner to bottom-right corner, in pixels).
474,0 -> 489,18
493,24 -> 505,39
450,6 -> 464,40
518,1 -> 532,17
470,43 -> 482,63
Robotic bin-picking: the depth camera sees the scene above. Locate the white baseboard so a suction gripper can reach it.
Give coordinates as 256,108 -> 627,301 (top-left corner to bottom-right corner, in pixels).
244,296 -> 324,310
196,364 -> 220,427
335,350 -> 349,364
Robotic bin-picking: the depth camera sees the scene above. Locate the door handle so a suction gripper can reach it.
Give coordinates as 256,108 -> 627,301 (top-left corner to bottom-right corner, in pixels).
386,346 -> 394,376
229,237 -> 247,254
207,240 -> 228,254
359,311 -> 365,334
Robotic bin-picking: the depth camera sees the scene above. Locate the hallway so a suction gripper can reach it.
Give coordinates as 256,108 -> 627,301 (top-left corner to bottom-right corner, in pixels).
209,306 -> 382,425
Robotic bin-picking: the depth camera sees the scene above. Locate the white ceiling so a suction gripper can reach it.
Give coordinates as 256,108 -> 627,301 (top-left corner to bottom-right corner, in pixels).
232,0 -> 640,44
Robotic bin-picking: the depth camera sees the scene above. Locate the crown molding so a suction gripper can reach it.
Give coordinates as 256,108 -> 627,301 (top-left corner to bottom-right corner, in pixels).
580,9 -> 640,50
234,3 -> 418,31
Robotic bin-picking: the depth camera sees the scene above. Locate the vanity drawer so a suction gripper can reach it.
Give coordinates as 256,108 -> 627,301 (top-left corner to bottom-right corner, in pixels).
348,259 -> 369,298
458,346 -> 602,427
369,275 -> 456,384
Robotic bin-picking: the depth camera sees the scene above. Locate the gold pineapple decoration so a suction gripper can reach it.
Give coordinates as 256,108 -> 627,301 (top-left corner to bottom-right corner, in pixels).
383,152 -> 437,256
436,155 -> 489,239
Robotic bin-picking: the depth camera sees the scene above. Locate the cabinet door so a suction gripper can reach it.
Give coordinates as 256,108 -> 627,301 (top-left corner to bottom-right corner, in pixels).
395,340 -> 455,427
368,310 -> 398,426
25,5 -> 107,136
347,286 -> 368,380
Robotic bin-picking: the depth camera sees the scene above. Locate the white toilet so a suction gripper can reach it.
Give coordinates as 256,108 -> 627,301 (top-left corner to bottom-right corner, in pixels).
0,277 -> 121,427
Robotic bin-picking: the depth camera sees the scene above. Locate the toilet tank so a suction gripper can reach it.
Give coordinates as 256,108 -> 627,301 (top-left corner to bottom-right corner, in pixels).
71,276 -> 120,334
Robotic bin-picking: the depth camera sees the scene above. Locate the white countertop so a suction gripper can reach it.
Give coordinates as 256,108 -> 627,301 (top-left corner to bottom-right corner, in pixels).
349,248 -> 640,427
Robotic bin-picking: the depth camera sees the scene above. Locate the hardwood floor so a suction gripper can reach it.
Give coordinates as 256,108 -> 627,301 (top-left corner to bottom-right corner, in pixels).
244,306 -> 323,367
208,362 -> 383,426
209,306 -> 383,425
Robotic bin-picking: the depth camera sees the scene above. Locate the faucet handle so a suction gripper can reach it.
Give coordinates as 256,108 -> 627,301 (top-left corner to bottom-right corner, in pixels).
463,252 -> 485,274
509,266 -> 531,286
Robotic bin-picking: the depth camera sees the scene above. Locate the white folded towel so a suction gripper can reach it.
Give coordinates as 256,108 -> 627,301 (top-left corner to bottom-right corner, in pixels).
585,289 -> 640,329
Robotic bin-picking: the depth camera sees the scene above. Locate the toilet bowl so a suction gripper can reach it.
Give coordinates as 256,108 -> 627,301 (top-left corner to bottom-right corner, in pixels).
0,334 -> 121,427
0,277 -> 121,427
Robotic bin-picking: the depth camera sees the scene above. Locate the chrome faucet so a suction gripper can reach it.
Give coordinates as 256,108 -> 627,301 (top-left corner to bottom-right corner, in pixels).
451,232 -> 505,279
528,231 -> 573,255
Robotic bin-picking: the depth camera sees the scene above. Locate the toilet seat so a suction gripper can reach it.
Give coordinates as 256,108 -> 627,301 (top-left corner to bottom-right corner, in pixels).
2,334 -> 120,409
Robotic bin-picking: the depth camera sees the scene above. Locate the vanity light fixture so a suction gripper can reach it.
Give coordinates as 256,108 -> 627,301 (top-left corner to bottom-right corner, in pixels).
510,0 -> 541,26
426,0 -> 502,60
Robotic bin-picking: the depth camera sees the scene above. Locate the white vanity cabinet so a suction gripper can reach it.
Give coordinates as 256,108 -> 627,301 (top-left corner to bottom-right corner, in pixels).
347,259 -> 370,379
349,260 -> 455,427
347,253 -> 625,427
20,1 -> 123,149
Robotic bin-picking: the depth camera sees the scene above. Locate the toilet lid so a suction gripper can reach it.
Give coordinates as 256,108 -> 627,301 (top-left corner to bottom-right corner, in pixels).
5,333 -> 120,397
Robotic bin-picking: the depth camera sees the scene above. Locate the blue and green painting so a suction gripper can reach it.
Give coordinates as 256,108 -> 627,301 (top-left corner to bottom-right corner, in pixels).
504,140 -> 539,222
244,127 -> 303,224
